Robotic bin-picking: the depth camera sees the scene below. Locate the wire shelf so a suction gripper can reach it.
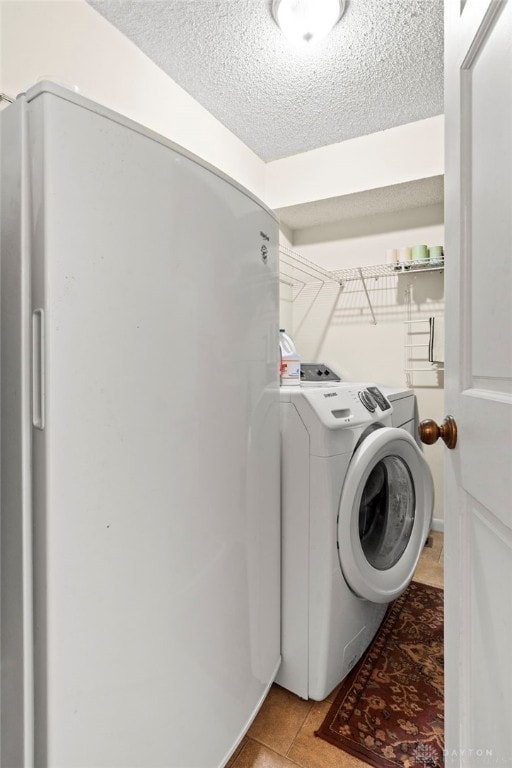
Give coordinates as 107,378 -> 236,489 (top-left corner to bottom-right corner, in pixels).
279,245 -> 336,283
279,245 -> 444,326
332,260 -> 445,283
279,245 -> 444,286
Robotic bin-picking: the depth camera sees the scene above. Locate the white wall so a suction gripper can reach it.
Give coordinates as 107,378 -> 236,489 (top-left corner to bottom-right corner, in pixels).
284,210 -> 445,527
266,116 -> 444,210
0,0 -> 266,199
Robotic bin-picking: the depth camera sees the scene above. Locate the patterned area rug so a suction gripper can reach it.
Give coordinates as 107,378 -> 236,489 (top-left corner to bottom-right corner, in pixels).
316,582 -> 444,768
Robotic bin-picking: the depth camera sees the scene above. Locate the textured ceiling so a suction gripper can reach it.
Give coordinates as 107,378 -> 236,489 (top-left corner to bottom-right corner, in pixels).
88,0 -> 444,162
276,176 -> 444,230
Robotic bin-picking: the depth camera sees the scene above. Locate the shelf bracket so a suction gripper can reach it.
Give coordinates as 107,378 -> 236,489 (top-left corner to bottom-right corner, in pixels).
358,268 -> 377,325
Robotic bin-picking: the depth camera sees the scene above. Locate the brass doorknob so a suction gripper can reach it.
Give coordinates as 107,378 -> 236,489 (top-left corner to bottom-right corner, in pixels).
419,415 -> 458,449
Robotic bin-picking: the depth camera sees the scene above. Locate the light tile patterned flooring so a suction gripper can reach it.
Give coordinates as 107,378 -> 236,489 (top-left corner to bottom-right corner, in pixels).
227,532 -> 444,768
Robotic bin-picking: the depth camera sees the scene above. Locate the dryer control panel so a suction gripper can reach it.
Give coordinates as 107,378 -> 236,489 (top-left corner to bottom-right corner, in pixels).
300,363 -> 341,383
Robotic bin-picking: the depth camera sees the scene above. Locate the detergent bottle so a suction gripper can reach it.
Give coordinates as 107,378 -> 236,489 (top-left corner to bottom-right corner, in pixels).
279,329 -> 301,386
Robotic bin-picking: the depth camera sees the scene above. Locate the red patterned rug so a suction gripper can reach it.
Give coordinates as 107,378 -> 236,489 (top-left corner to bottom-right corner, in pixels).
315,581 -> 444,768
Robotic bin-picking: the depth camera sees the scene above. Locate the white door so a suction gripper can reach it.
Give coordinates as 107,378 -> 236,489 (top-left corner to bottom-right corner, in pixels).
444,1 -> 512,764
338,428 -> 433,603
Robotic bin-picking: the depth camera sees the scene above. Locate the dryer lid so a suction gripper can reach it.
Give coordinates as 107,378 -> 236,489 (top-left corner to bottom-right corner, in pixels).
337,427 -> 433,604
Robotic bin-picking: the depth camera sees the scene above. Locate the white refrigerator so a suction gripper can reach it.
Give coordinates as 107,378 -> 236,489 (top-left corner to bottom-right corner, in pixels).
0,82 -> 280,768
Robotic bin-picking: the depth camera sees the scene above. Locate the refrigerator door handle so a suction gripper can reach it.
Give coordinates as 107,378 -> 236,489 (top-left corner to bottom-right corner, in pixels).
32,308 -> 45,429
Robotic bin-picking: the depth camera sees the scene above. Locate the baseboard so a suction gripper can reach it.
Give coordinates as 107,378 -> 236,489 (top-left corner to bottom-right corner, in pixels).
431,517 -> 444,533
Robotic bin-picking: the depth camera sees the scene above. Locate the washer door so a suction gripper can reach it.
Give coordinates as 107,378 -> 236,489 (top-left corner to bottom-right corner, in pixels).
337,427 -> 433,603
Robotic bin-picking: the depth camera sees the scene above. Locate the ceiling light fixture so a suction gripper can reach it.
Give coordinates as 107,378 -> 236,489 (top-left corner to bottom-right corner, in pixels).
272,0 -> 346,45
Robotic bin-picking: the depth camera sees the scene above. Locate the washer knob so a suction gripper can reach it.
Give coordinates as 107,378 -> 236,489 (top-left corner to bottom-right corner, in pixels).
358,390 -> 376,412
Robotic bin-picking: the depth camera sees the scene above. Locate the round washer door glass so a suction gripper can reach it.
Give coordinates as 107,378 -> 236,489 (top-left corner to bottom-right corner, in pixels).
338,427 -> 433,604
359,456 -> 415,571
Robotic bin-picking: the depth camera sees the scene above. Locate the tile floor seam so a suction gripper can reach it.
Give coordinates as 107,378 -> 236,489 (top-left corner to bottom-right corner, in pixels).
283,710 -> 311,765
247,734 -> 269,750
227,738 -> 248,767
248,737 -> 304,768
247,729 -> 304,757
284,706 -> 316,760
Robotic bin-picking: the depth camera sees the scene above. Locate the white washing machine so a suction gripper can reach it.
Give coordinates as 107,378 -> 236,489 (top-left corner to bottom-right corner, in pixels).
277,370 -> 434,701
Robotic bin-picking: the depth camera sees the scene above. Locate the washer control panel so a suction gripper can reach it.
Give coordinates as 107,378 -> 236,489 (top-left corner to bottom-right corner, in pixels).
357,387 -> 392,413
297,384 -> 394,430
367,386 -> 391,411
358,389 -> 377,412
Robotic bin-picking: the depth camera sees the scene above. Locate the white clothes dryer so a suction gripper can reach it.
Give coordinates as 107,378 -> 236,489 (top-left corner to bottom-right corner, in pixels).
277,380 -> 434,701
376,384 -> 419,443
